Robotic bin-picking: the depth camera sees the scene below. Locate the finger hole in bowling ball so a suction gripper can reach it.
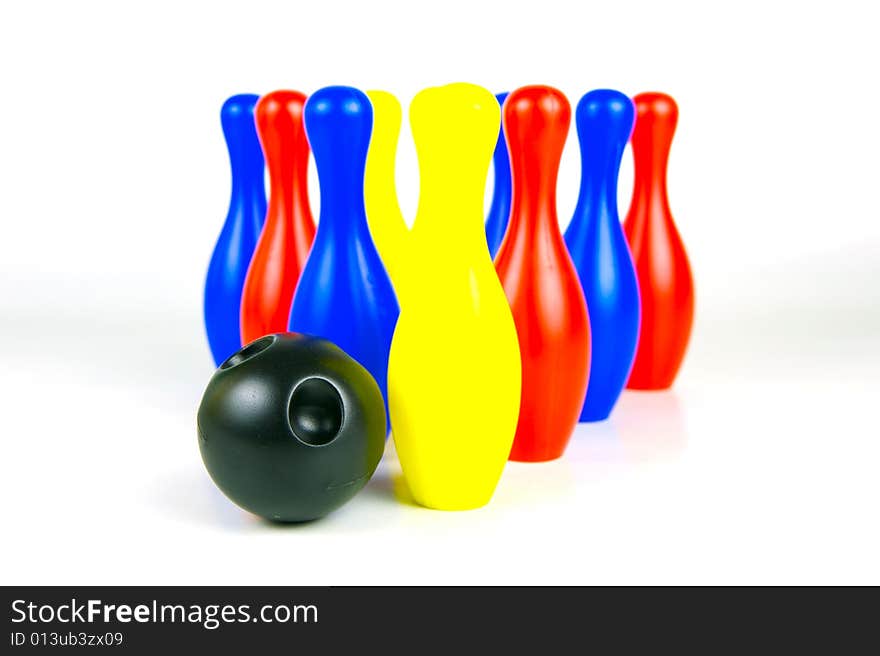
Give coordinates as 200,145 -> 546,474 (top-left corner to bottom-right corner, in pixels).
220,335 -> 275,370
289,378 -> 344,446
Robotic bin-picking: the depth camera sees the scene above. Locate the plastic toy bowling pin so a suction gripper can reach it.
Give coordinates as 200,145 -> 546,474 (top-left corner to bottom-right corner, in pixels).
495,86 -> 590,462
204,94 -> 267,366
364,90 -> 409,290
240,91 -> 315,345
389,83 -> 521,510
564,89 -> 641,421
288,86 -> 399,423
484,91 -> 511,258
624,92 -> 694,389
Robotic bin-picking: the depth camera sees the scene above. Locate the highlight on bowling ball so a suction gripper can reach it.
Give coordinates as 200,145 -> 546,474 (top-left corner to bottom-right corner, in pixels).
197,333 -> 386,522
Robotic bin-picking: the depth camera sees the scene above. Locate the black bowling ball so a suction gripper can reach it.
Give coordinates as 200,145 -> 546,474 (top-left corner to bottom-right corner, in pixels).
197,333 -> 386,522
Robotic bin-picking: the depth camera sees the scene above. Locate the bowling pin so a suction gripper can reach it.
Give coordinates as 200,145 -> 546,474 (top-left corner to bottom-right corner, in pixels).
624,92 -> 694,389
389,83 -> 521,510
564,89 -> 641,421
288,86 -> 399,424
364,90 -> 409,290
484,91 -> 512,258
240,90 -> 315,345
204,94 -> 267,366
495,85 -> 591,462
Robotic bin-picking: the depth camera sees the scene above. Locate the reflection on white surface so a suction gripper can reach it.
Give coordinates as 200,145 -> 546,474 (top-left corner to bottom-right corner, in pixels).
613,390 -> 688,463
364,390 -> 689,514
156,468 -> 262,532
1,274 -> 878,584
568,416 -> 625,464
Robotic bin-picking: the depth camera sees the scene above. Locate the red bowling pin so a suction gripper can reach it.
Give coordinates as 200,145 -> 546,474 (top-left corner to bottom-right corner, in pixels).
494,86 -> 591,462
624,92 -> 694,389
240,91 -> 315,344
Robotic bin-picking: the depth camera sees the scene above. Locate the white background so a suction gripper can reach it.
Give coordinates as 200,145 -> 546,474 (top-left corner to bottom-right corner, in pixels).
1,0 -> 878,585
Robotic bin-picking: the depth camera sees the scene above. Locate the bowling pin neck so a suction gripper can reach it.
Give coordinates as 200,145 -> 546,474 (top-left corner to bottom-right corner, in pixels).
574,141 -> 627,221
364,149 -> 401,219
631,145 -> 671,200
629,161 -> 674,237
630,92 -> 677,202
504,86 -> 570,236
629,143 -> 672,227
256,91 -> 310,221
488,91 -> 512,217
304,86 -> 373,232
222,104 -> 265,204
364,90 -> 404,222
414,174 -> 488,250
317,176 -> 369,231
506,156 -> 561,230
228,152 -> 265,208
279,164 -> 310,217
574,92 -> 633,219
260,154 -> 308,228
409,83 -> 500,258
314,165 -> 371,242
485,136 -> 513,257
488,133 -> 512,209
413,143 -> 495,224
311,117 -> 369,223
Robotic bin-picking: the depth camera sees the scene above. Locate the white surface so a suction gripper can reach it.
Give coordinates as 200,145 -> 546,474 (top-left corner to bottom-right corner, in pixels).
1,0 -> 878,585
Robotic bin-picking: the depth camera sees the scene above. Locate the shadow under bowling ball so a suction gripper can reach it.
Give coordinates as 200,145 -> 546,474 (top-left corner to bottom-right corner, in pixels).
613,390 -> 688,462
197,333 -> 386,523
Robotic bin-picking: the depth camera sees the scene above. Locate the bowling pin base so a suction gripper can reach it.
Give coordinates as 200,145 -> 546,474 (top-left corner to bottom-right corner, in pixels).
410,492 -> 494,512
578,400 -> 615,422
508,444 -> 567,463
578,411 -> 611,423
508,454 -> 564,463
626,377 -> 676,391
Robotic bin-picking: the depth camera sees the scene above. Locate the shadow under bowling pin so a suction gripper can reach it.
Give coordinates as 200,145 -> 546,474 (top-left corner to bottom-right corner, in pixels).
613,390 -> 688,462
204,94 -> 267,367
484,91 -> 512,259
495,86 -> 591,462
364,90 -> 409,292
288,86 -> 399,428
240,91 -> 315,345
569,419 -> 627,465
388,83 -> 521,511
624,92 -> 695,390
564,89 -> 641,422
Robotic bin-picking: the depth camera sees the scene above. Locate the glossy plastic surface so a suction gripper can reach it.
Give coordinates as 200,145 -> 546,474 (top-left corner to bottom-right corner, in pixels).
240,91 -> 315,344
364,90 -> 409,291
624,92 -> 694,389
288,86 -> 399,426
389,83 -> 521,510
564,89 -> 641,421
204,94 -> 267,366
495,86 -> 590,462
197,333 -> 386,522
484,91 -> 511,258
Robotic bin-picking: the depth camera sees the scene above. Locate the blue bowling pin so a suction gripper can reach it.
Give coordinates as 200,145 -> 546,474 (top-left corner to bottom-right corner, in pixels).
484,91 -> 512,258
204,94 -> 267,367
564,89 -> 641,422
288,86 -> 399,427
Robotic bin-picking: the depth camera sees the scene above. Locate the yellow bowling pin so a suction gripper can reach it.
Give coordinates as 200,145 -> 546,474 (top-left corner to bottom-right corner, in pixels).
364,90 -> 409,290
388,83 -> 522,511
